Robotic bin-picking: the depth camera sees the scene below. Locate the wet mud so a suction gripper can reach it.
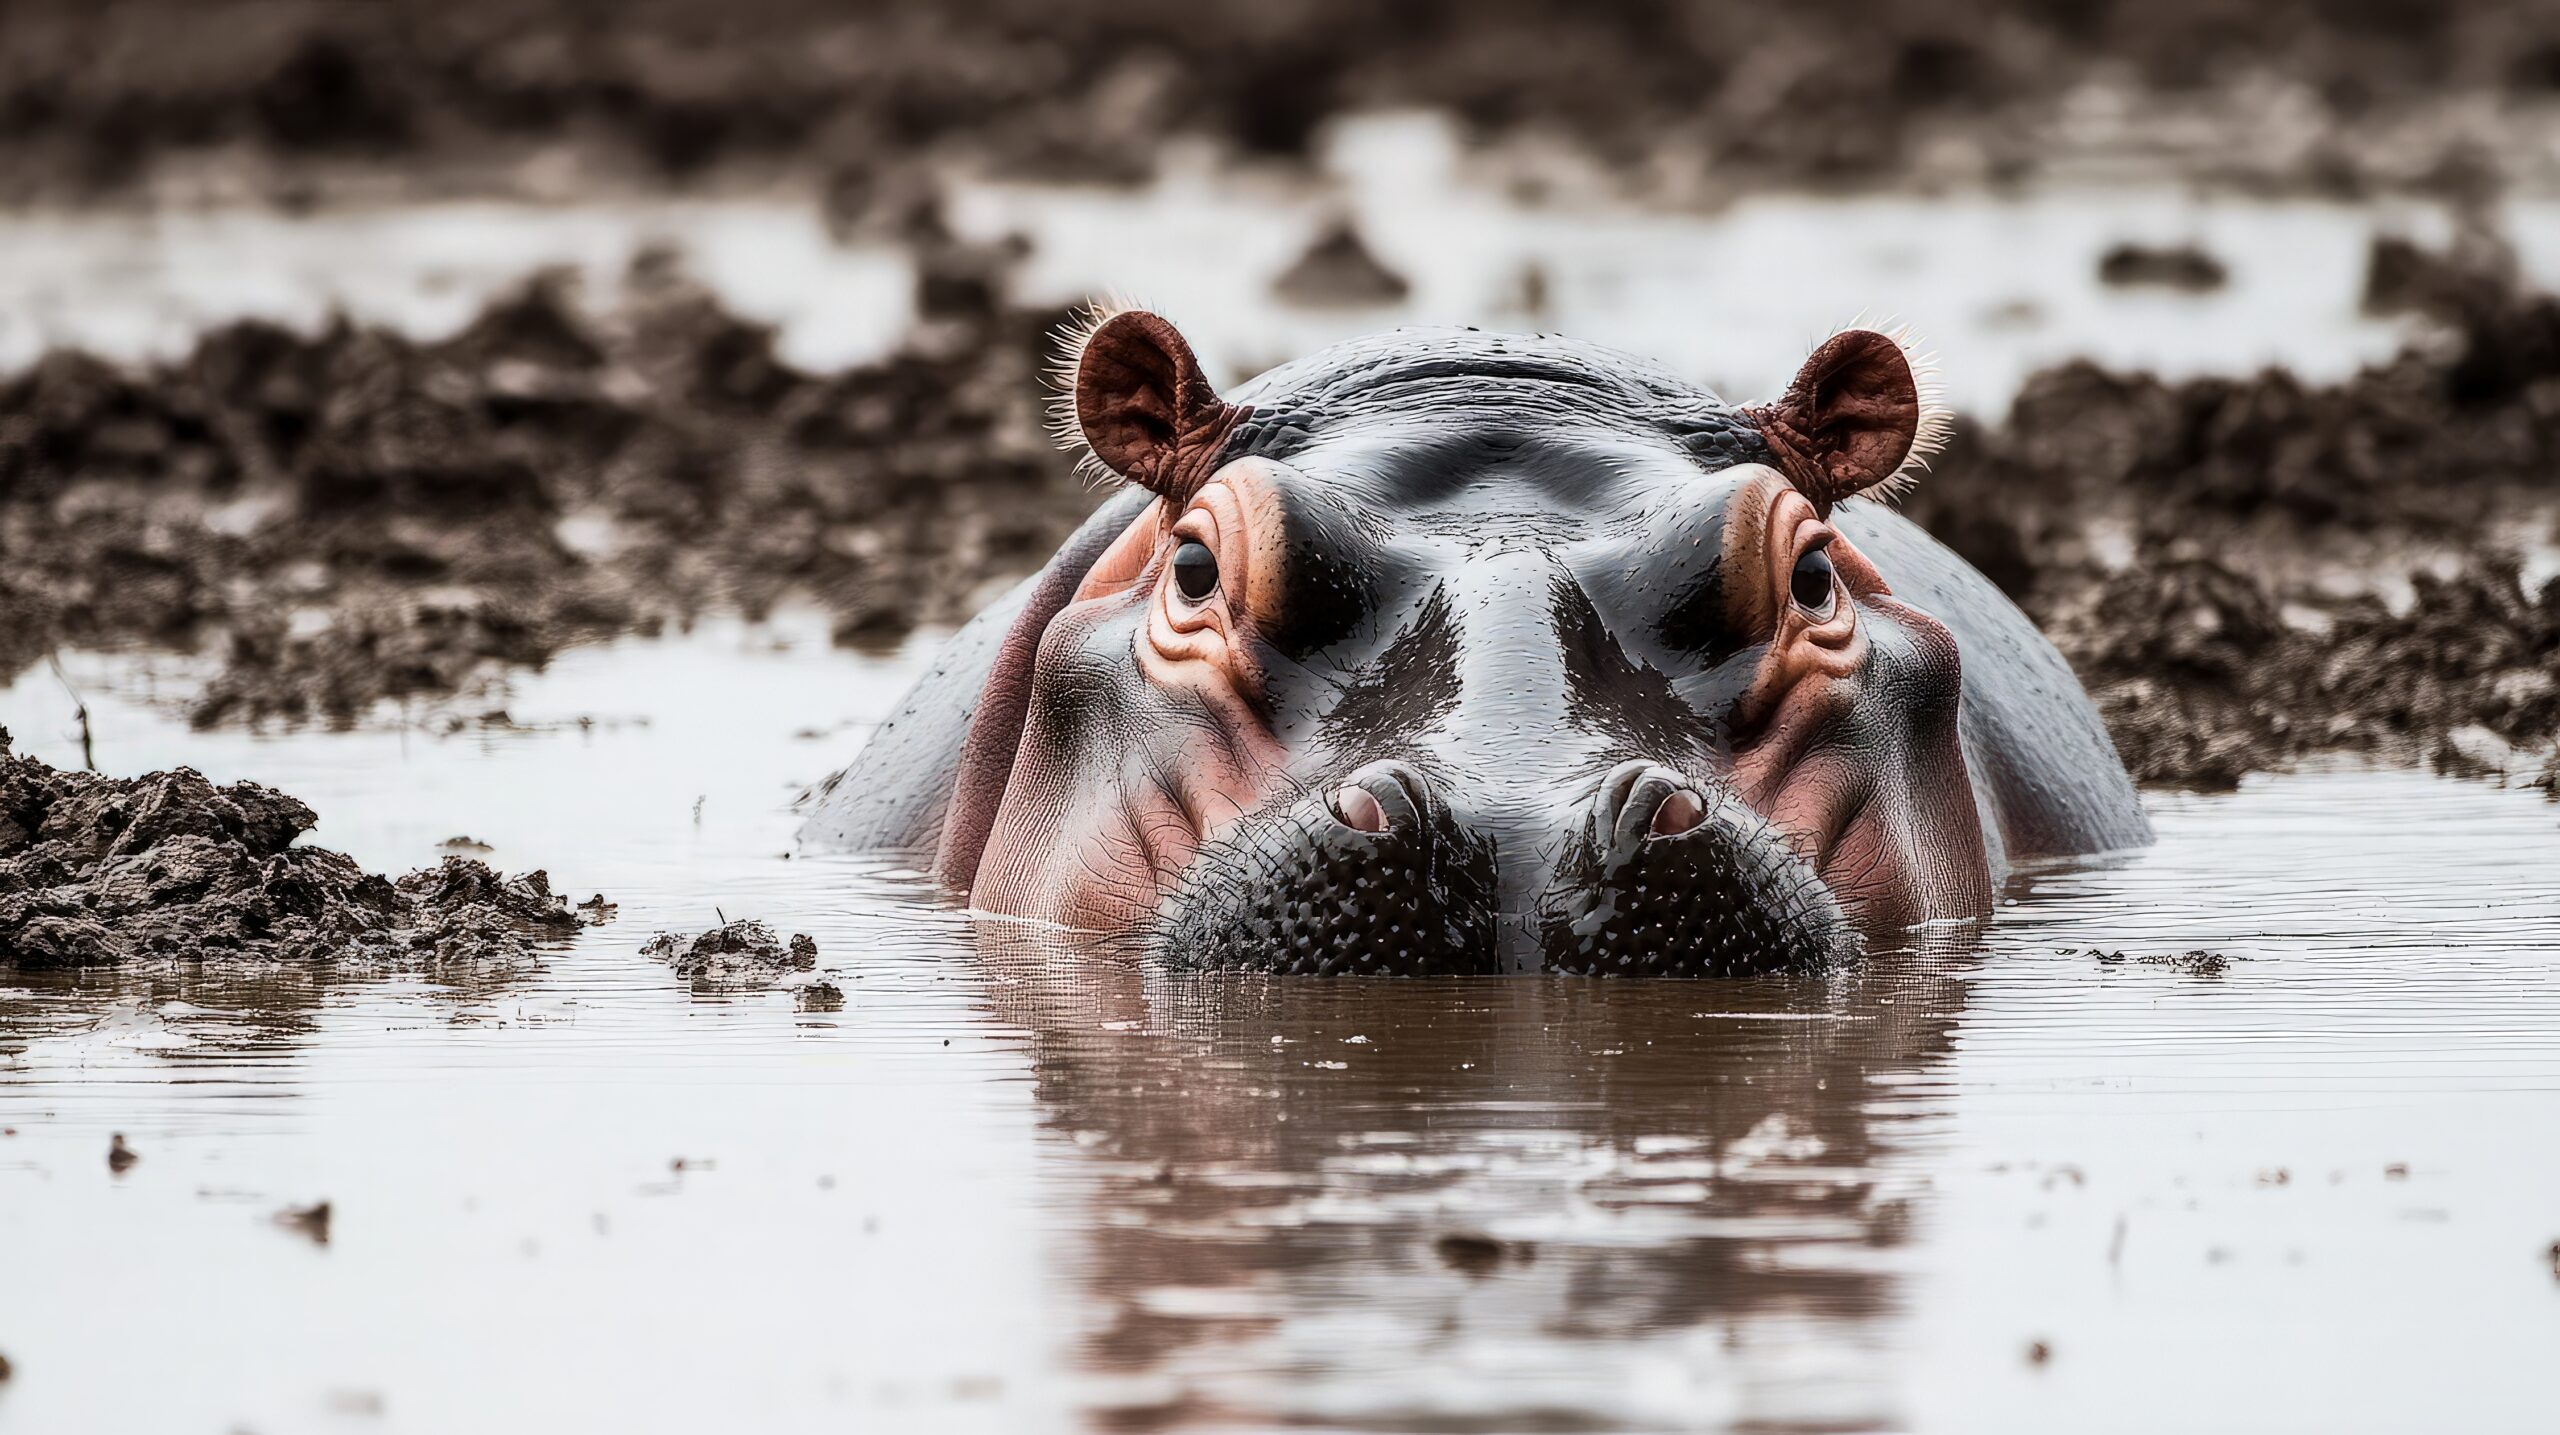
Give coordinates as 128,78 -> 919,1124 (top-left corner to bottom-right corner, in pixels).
0,726 -> 581,969
2096,241 -> 2230,292
642,919 -> 820,994
5,220 -> 2557,795
1271,220 -> 1413,308
0,217 -> 1089,729
9,0 -> 2560,204
1909,235 -> 2560,789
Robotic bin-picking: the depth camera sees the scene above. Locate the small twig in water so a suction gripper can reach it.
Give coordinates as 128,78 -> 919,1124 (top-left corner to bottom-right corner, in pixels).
45,653 -> 96,771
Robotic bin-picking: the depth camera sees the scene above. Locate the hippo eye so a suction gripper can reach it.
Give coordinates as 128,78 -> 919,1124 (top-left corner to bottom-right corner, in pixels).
1171,540 -> 1221,603
1790,546 -> 1836,615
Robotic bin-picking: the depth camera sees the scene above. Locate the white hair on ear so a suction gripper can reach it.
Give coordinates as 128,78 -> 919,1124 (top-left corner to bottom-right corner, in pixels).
1045,292 -> 1143,491
1825,314 -> 1950,507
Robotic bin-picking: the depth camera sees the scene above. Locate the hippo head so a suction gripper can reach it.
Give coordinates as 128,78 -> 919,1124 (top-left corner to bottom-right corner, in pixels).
936,313 -> 1992,974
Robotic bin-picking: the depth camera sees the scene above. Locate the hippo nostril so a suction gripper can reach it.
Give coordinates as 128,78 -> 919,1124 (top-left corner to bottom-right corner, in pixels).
1599,761 -> 1708,853
1329,758 -> 1428,835
1333,785 -> 1388,834
1549,761 -> 1856,978
1649,788 -> 1707,839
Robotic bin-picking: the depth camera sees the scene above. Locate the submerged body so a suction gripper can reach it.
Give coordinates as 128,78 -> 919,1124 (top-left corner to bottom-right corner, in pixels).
802,319 -> 2148,972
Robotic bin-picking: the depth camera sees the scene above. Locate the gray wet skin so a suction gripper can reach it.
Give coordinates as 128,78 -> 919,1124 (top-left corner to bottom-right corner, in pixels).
1145,431 -> 1870,976
803,325 -> 2149,973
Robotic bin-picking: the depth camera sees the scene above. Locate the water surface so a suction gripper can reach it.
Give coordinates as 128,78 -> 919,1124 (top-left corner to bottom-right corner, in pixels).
2,626 -> 2554,1433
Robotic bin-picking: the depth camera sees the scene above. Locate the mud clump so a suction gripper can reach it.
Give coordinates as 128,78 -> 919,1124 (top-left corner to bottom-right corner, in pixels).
1908,240 -> 2560,789
2097,242 -> 2227,292
1432,1231 -> 1531,1277
0,726 -> 580,970
2362,229 -> 2519,319
1273,220 -> 1412,308
0,219 -> 1094,728
2086,947 -> 2235,976
643,920 -> 818,991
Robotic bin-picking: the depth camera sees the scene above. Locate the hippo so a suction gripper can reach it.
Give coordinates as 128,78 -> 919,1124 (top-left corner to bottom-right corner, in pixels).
800,312 -> 2149,974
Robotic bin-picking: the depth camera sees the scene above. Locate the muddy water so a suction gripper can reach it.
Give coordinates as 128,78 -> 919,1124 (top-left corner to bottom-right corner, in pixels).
2,625 -> 2556,1433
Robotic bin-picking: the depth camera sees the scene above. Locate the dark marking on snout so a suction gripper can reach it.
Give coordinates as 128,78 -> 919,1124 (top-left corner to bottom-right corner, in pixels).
1552,580 -> 1713,772
1264,488 -> 1387,660
1316,586 -> 1461,756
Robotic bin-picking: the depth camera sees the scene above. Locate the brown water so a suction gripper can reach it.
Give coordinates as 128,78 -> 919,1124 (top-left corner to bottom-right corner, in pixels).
3,619 -> 2557,1434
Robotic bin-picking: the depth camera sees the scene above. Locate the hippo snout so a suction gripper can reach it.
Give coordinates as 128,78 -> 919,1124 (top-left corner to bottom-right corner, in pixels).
1156,760 -> 1501,976
1539,761 -> 1858,977
1154,757 -> 1855,977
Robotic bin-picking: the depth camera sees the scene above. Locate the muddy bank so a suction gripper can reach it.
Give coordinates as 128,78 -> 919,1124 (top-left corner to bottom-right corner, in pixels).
9,0 -> 2560,205
0,727 -> 585,969
0,216 -> 1089,728
6,221 -> 2559,790
1910,239 -> 2560,788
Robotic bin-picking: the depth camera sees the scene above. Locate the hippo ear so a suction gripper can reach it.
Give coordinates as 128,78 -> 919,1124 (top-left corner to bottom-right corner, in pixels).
1745,329 -> 1941,510
1069,310 -> 1248,502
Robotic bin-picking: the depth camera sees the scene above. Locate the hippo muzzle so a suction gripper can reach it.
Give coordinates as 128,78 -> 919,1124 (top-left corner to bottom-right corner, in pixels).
847,312 -> 2144,974
1158,755 -> 1852,976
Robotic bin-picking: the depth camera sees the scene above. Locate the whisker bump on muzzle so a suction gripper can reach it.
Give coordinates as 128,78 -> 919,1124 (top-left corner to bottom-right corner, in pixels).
1538,761 -> 1859,977
1154,760 -> 1501,976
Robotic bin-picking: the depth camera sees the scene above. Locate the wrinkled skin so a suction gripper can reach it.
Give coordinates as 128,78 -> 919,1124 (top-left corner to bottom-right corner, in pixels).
807,321 -> 2150,974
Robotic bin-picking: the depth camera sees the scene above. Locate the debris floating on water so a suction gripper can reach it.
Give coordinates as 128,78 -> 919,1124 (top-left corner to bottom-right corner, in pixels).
1432,1231 -> 1531,1277
2083,947 -> 2234,976
275,1201 -> 333,1245
643,920 -> 820,991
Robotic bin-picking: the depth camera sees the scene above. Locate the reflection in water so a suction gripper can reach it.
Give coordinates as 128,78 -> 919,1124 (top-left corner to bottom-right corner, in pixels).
4,613 -> 2559,1433
0,948 -> 566,1062
978,922 -> 1983,1431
